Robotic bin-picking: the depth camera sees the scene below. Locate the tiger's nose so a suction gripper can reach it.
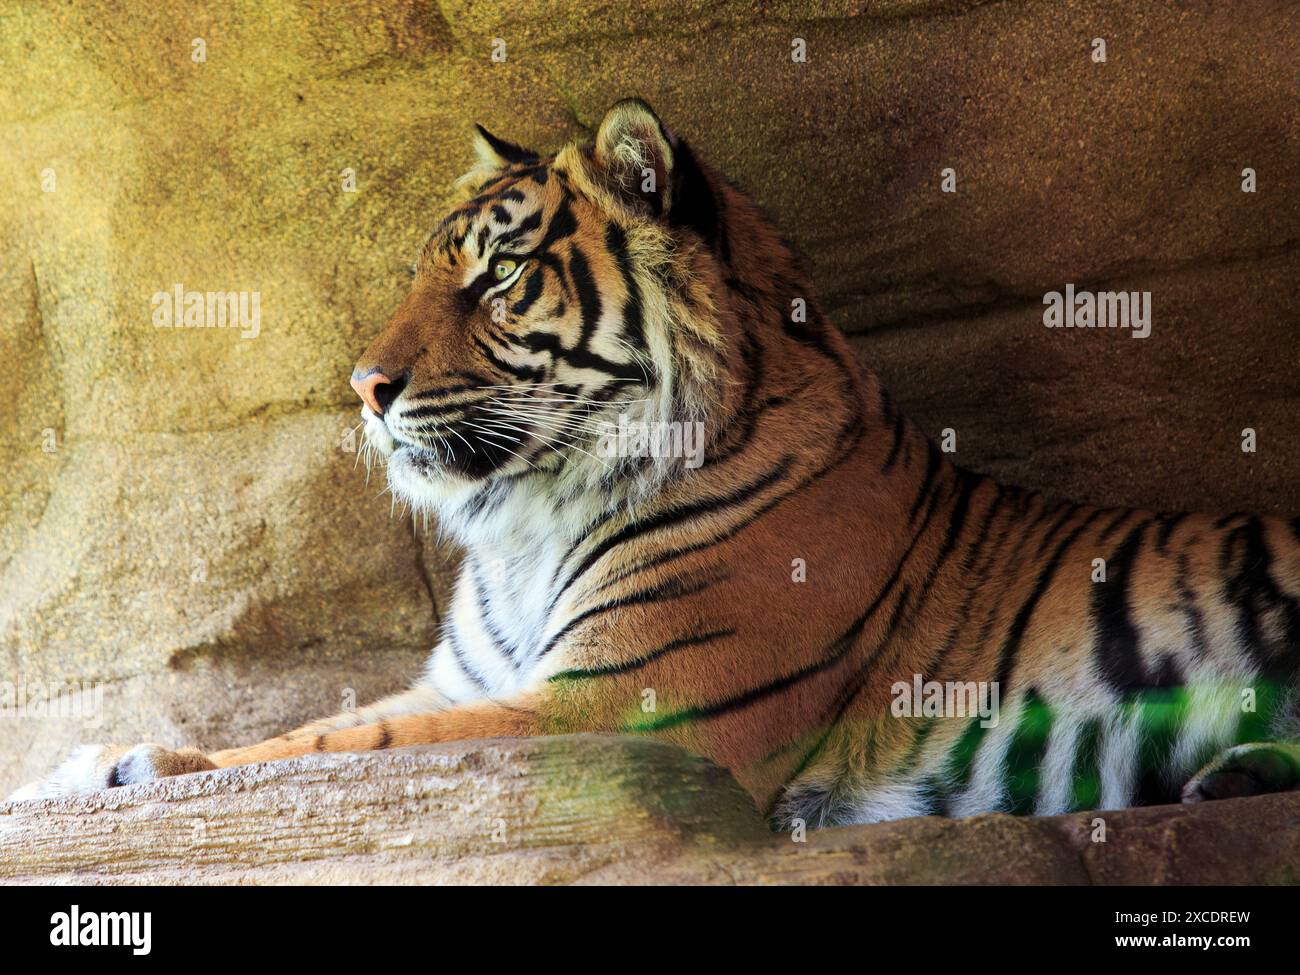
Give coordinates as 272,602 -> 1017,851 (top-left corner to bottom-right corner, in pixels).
350,370 -> 407,415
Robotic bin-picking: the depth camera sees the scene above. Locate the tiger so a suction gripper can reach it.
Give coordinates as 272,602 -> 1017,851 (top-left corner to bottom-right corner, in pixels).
14,99 -> 1300,829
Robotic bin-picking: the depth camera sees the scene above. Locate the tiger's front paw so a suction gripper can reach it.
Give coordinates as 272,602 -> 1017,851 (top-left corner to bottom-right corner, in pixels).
1181,742 -> 1300,804
6,743 -> 217,802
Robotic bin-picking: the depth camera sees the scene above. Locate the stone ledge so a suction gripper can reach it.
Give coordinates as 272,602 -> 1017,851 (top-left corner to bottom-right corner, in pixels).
2,735 -> 1296,885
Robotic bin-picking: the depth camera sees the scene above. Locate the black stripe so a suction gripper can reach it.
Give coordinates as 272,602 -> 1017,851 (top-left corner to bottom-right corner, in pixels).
404,399 -> 481,421
1155,511 -> 1189,555
549,628 -> 735,681
1174,553 -> 1209,661
839,472 -> 969,709
775,582 -> 915,755
904,468 -> 984,618
435,202 -> 480,233
510,268 -> 545,316
606,221 -> 649,355
1221,516 -> 1300,678
447,624 -> 491,692
459,268 -> 497,310
552,457 -> 793,607
850,486 -> 953,632
625,599 -> 876,734
961,494 -> 1062,671
472,334 -> 544,383
1034,502 -> 1085,558
537,196 -> 576,251
924,483 -> 1012,673
462,482 -> 501,521
408,378 -> 490,401
881,386 -> 900,423
1096,507 -> 1137,540
1214,511 -> 1248,530
667,139 -> 721,251
799,460 -> 967,735
993,508 -> 1111,690
1098,507 -> 1135,542
481,323 -> 519,353
931,469 -> 982,574
493,209 -> 542,249
567,245 -> 602,351
705,332 -> 766,464
881,411 -> 907,473
536,252 -> 570,296
1092,520 -> 1153,692
473,561 -> 520,668
448,225 -> 472,257
520,330 -> 647,383
960,482 -> 1009,576
537,570 -> 724,660
908,441 -> 945,523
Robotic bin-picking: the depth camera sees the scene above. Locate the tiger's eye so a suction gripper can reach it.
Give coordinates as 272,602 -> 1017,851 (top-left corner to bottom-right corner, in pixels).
493,259 -> 517,280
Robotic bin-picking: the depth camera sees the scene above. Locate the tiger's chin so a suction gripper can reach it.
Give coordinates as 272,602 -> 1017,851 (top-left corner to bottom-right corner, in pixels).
384,444 -> 484,512
361,408 -> 508,487
388,441 -> 511,485
375,430 -> 523,518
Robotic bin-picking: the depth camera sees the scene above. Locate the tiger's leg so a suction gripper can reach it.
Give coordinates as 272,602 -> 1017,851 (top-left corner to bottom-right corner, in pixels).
6,684 -> 455,800
1181,742 -> 1300,803
209,693 -> 544,767
254,684 -> 454,743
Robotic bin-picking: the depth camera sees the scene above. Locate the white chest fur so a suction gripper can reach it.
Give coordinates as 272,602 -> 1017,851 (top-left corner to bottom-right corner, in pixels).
418,481 -> 603,703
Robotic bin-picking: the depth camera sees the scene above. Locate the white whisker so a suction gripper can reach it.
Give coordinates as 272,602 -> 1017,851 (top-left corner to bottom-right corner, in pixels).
479,416 -> 611,470
482,405 -> 609,436
461,422 -> 540,471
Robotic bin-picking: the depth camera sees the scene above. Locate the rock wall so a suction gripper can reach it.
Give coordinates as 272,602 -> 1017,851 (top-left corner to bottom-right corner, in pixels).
1,1 -> 1297,795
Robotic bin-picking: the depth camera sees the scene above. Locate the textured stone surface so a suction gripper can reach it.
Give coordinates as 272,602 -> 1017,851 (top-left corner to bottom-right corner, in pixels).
1,1 -> 1297,800
2,735 -> 1296,885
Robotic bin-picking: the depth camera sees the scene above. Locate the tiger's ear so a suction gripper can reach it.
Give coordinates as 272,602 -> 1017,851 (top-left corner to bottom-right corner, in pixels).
472,124 -> 538,169
592,98 -> 677,217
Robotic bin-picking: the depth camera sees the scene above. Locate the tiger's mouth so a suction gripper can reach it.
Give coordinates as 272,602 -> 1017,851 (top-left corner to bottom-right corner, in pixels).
362,405 -> 519,485
395,435 -> 516,481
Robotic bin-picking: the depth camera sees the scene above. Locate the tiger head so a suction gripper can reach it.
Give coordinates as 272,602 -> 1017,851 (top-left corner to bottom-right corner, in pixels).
350,99 -> 791,532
